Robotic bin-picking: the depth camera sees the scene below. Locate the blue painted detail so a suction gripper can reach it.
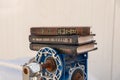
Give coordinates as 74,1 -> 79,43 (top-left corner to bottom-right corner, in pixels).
35,47 -> 88,80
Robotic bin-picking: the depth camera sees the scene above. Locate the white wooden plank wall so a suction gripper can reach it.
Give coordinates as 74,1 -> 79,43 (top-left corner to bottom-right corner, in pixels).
112,0 -> 120,80
0,0 -> 120,80
89,0 -> 115,80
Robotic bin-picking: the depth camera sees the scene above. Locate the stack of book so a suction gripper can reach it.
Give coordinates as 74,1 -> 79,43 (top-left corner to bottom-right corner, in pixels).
29,27 -> 97,55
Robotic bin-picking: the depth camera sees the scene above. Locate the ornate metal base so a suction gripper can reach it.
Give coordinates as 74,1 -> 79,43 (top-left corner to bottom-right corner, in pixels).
23,47 -> 88,80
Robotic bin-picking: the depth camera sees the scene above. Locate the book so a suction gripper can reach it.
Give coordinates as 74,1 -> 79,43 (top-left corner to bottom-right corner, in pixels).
30,27 -> 90,36
30,42 -> 97,55
29,34 -> 95,45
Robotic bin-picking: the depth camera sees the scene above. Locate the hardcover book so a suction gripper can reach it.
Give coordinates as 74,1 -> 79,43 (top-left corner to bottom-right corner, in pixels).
29,34 -> 95,45
30,42 -> 97,55
30,27 -> 90,36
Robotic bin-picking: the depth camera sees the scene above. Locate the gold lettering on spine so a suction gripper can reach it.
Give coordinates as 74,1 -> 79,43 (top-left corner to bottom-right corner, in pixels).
48,29 -> 51,34
32,38 -> 36,41
57,28 -> 77,35
66,38 -> 72,43
36,38 -> 42,41
57,28 -> 66,35
41,29 -> 44,34
57,29 -> 61,34
65,29 -> 69,34
62,29 -> 66,34
32,37 -> 73,43
70,29 -> 77,34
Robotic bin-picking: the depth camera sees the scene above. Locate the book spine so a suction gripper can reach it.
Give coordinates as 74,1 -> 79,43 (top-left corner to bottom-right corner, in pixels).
30,27 -> 90,36
29,35 -> 78,44
30,43 -> 76,54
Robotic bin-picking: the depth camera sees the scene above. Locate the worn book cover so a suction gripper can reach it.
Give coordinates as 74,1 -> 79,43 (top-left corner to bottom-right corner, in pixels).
30,42 -> 97,55
31,27 -> 90,36
29,34 -> 95,45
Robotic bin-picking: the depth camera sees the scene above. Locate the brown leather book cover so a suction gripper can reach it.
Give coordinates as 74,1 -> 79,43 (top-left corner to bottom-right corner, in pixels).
29,34 -> 95,45
30,27 -> 90,36
30,42 -> 97,55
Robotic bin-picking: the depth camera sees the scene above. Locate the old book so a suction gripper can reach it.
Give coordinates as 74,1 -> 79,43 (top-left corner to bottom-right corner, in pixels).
30,42 -> 97,55
29,34 -> 95,45
30,27 -> 90,36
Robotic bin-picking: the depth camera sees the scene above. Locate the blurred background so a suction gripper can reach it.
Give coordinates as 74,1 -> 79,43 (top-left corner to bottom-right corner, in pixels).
0,0 -> 120,80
